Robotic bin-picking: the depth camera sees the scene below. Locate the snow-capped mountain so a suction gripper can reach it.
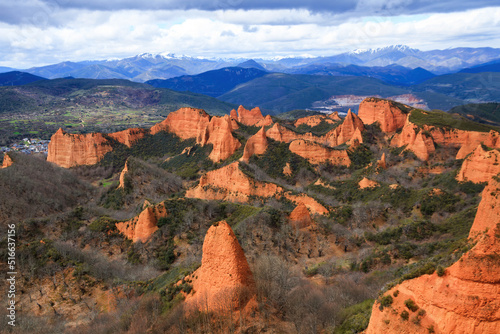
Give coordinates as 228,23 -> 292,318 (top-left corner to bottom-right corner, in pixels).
18,45 -> 500,81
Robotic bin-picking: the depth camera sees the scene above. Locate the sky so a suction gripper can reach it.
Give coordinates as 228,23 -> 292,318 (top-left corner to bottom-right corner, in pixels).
1,0 -> 500,68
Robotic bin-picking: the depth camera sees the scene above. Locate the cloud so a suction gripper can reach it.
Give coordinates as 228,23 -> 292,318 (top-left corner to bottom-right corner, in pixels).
3,1 -> 500,26
0,2 -> 499,68
35,0 -> 499,15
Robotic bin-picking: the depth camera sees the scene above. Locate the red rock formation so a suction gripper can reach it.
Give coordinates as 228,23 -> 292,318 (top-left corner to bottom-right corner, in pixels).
47,128 -> 113,168
322,110 -> 365,147
186,162 -> 328,215
185,161 -> 283,203
266,123 -> 306,143
365,177 -> 500,334
241,127 -> 268,162
358,97 -> 408,133
391,120 -> 435,161
456,145 -> 500,183
230,108 -> 238,120
455,130 -> 500,159
108,128 -> 148,147
294,114 -> 338,127
151,108 -> 240,162
349,127 -> 363,146
2,153 -> 13,168
184,221 -> 255,313
200,115 -> 241,162
358,177 -> 379,189
377,153 -> 387,169
115,202 -> 167,243
255,114 -> 273,127
235,105 -> 265,126
289,203 -> 313,228
283,193 -> 329,215
409,132 -> 435,161
289,139 -> 351,166
150,107 -> 211,139
469,177 -> 500,236
328,111 -> 341,121
117,160 -> 129,189
283,162 -> 292,176
337,109 -> 365,144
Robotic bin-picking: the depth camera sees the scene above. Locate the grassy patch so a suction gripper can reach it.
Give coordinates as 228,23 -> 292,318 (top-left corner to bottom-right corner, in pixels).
410,109 -> 499,132
334,299 -> 374,334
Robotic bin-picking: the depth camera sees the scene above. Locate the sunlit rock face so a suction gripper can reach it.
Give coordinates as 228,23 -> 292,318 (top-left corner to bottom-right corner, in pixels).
365,177 -> 500,334
47,128 -> 113,168
358,98 -> 408,133
183,221 -> 256,313
456,145 -> 500,183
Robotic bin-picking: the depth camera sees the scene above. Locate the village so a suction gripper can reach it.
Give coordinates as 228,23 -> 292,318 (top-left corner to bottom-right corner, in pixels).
0,138 -> 50,155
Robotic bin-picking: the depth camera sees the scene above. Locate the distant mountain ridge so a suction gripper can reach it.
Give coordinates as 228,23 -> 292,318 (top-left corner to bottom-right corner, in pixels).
0,71 -> 46,86
146,67 -> 268,97
10,45 -> 500,82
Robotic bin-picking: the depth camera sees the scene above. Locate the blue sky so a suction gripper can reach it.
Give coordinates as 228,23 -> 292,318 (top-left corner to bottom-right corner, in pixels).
1,0 -> 499,68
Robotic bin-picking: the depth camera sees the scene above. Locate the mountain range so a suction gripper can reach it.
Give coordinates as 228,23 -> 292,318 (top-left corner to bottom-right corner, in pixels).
2,45 -> 500,83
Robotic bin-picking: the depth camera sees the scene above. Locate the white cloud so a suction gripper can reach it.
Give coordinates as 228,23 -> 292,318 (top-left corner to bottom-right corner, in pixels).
0,6 -> 499,68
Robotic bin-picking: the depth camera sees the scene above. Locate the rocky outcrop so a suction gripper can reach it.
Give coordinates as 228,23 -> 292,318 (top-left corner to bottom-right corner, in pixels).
358,97 -> 408,133
186,162 -> 282,203
151,108 -> 240,162
289,203 -> 313,228
255,114 -> 273,127
377,153 -> 387,169
267,111 -> 364,148
283,162 -> 292,176
283,193 -> 329,215
322,110 -> 365,147
409,132 -> 435,161
294,114 -> 338,127
200,115 -> 241,162
2,153 -> 13,168
115,202 -> 167,243
184,221 -> 255,313
365,177 -> 500,334
456,145 -> 500,183
150,107 -> 211,139
391,115 -> 500,160
241,127 -> 268,162
266,123 -> 308,143
468,177 -> 500,237
108,128 -> 148,147
456,130 -> 500,159
391,120 -> 435,161
289,140 -> 351,166
358,177 -> 379,189
117,160 -> 129,189
233,105 -> 266,126
47,128 -> 113,168
186,161 -> 328,215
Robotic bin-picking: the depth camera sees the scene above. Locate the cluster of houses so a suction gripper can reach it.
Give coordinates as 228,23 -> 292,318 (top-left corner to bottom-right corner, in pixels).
1,138 -> 50,155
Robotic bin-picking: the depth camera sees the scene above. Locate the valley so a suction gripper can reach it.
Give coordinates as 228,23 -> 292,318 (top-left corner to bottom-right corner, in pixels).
1,96 -> 499,333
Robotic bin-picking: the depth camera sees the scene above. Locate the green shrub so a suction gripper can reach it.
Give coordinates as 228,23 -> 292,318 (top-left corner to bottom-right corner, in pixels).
436,266 -> 445,277
401,310 -> 409,321
378,295 -> 393,310
334,299 -> 374,334
405,299 -> 419,312
348,144 -> 374,169
88,216 -> 118,233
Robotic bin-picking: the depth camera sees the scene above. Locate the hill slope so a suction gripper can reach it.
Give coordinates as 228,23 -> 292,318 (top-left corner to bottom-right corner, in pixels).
0,71 -> 46,86
218,73 -> 408,113
146,67 -> 268,97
